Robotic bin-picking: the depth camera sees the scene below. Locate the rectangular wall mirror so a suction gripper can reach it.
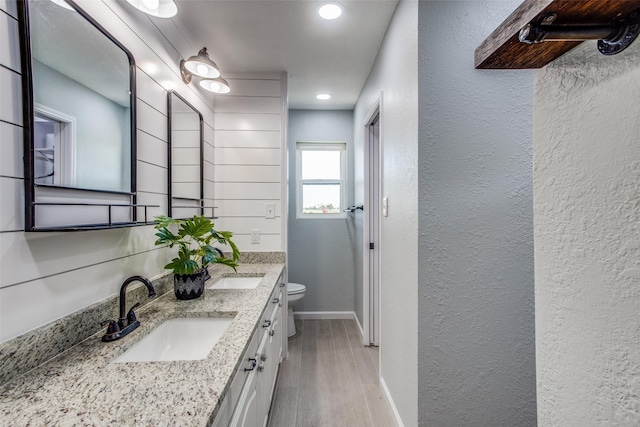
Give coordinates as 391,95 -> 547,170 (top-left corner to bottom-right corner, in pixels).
168,91 -> 204,218
20,0 -> 139,230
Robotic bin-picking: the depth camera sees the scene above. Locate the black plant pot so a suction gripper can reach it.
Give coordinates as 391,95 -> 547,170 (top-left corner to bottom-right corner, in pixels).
174,269 -> 211,300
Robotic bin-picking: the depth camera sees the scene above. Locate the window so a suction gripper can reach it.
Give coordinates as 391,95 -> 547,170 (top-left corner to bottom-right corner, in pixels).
296,142 -> 347,218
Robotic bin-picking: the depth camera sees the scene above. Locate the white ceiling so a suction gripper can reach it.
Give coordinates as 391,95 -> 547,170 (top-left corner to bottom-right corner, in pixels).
152,0 -> 399,110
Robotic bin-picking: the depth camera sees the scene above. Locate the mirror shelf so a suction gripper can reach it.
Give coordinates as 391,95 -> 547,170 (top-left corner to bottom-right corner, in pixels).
20,0 -> 139,231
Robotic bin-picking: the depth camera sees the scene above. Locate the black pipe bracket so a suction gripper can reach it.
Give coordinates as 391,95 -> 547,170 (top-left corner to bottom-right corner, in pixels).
519,8 -> 640,56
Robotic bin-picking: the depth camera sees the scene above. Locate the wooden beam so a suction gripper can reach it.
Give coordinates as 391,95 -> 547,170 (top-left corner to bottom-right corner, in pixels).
475,0 -> 640,69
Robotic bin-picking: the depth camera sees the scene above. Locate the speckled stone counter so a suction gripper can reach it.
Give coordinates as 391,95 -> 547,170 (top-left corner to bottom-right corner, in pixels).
0,261 -> 285,426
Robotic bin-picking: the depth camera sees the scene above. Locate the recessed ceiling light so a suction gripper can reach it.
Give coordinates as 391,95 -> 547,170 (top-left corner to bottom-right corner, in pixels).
318,3 -> 342,20
317,94 -> 331,100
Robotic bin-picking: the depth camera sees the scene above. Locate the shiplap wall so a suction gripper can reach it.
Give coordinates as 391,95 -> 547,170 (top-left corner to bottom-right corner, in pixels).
212,73 -> 287,251
0,0 -> 286,343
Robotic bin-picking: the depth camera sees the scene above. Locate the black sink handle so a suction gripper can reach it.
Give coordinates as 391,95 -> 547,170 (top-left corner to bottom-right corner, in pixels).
126,303 -> 141,324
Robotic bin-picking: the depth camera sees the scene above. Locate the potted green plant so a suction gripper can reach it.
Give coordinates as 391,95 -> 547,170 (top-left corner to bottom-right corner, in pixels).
154,215 -> 240,300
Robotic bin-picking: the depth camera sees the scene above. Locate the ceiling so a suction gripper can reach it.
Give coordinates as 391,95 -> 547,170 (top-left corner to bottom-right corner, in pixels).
151,0 -> 399,110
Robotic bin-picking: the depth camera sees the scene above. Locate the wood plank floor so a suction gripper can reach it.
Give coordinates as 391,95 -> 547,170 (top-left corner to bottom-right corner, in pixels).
268,319 -> 395,427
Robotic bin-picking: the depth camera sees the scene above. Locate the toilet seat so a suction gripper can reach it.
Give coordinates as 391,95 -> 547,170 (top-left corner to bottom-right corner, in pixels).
288,282 -> 306,295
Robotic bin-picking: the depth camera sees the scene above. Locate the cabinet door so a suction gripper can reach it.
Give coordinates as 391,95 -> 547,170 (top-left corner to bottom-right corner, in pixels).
229,369 -> 259,427
210,394 -> 229,427
230,332 -> 268,427
259,302 -> 283,427
231,329 -> 260,411
266,304 -> 282,395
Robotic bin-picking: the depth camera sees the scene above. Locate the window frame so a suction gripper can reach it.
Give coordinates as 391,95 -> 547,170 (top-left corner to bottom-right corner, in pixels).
296,141 -> 347,219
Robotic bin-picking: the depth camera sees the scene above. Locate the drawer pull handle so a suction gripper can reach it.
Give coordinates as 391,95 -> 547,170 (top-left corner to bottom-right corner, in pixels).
263,320 -> 272,328
279,283 -> 285,288
272,297 -> 280,304
244,358 -> 257,372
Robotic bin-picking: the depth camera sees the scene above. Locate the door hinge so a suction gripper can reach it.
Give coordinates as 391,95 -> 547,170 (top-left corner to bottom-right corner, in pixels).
369,242 -> 375,250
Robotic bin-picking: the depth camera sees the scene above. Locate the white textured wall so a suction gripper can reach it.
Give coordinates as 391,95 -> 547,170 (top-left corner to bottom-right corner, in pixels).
418,1 -> 536,425
0,0 -> 285,343
535,40 -> 640,426
353,0 -> 418,424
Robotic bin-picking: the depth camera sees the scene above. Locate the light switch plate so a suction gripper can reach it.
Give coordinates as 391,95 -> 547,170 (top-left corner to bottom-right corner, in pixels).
382,197 -> 388,217
265,203 -> 275,219
251,229 -> 260,244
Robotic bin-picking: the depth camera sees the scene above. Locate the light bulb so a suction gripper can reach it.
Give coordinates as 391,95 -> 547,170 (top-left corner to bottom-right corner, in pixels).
199,78 -> 230,94
196,64 -> 209,76
126,0 -> 177,18
316,93 -> 331,100
318,3 -> 342,20
141,0 -> 159,10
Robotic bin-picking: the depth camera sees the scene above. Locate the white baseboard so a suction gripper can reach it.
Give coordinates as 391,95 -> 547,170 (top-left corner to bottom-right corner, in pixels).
353,312 -> 364,337
293,311 -> 355,320
380,376 -> 405,427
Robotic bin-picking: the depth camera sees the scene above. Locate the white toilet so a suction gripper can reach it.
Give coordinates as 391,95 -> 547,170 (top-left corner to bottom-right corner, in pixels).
287,283 -> 306,337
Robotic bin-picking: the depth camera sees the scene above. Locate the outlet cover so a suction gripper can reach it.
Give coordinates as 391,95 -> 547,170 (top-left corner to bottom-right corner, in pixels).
251,229 -> 260,244
265,203 -> 275,219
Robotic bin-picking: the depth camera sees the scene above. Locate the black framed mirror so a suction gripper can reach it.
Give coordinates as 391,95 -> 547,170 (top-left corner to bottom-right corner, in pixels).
19,0 -> 139,231
168,90 -> 204,219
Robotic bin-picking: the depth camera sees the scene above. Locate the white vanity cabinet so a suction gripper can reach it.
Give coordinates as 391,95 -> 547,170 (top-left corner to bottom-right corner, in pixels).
225,279 -> 285,427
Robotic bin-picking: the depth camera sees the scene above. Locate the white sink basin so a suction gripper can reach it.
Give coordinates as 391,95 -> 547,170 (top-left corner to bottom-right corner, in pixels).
208,276 -> 263,290
115,317 -> 233,363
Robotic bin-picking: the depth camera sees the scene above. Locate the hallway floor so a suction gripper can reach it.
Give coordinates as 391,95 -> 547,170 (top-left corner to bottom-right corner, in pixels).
268,319 -> 395,427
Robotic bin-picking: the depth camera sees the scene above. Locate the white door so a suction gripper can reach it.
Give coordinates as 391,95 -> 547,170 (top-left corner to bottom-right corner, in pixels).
363,98 -> 381,347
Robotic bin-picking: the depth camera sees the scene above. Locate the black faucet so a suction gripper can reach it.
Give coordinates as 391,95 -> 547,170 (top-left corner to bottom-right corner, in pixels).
102,276 -> 157,342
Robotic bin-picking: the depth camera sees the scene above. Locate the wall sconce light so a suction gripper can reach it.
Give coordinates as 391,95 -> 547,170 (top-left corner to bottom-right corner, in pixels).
519,10 -> 640,55
180,48 -> 220,83
180,48 -> 231,94
199,77 -> 231,94
126,0 -> 177,18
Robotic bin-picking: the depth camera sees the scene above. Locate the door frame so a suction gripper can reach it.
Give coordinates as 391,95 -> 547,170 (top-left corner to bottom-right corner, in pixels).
34,103 -> 77,187
362,93 -> 382,347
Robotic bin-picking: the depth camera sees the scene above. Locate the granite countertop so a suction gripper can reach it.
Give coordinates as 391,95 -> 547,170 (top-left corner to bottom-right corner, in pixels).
0,262 -> 285,426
